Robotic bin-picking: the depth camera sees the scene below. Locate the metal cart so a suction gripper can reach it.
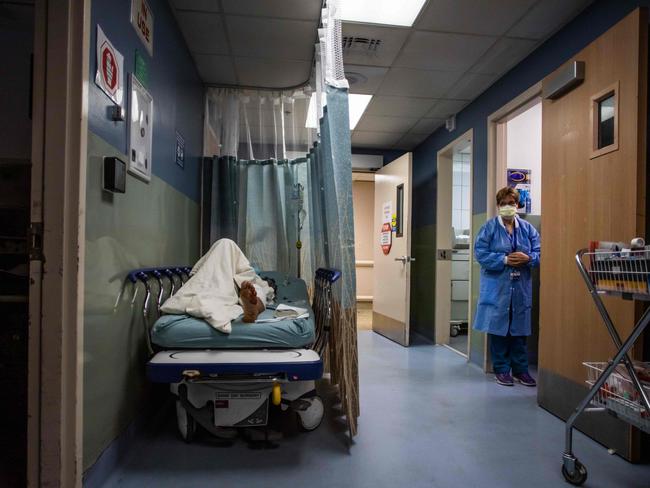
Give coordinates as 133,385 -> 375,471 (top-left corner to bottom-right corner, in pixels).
562,247 -> 650,485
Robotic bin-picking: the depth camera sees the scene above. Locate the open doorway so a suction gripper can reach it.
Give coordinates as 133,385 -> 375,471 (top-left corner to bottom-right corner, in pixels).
1,3 -> 34,486
435,130 -> 473,357
352,172 -> 375,330
486,87 -> 543,372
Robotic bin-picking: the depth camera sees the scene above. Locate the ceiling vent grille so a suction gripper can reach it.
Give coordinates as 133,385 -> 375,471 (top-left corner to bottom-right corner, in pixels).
342,36 -> 382,54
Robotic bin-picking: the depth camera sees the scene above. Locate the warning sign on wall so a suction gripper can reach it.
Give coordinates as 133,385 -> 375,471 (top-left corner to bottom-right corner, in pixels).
131,0 -> 154,56
95,26 -> 124,106
380,223 -> 392,255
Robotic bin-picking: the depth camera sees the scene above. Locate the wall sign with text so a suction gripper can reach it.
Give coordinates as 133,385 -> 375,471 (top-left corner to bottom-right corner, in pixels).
131,0 -> 154,56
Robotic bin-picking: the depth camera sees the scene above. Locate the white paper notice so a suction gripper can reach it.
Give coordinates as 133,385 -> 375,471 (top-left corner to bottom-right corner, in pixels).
382,201 -> 392,224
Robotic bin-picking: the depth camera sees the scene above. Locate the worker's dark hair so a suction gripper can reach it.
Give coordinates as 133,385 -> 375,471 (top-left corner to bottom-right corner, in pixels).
496,187 -> 520,206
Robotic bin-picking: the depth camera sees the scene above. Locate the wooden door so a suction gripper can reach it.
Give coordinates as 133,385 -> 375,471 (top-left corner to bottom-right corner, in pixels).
373,152 -> 413,346
540,8 -> 648,461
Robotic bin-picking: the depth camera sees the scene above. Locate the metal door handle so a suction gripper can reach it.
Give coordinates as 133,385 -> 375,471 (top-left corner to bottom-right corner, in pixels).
394,256 -> 415,263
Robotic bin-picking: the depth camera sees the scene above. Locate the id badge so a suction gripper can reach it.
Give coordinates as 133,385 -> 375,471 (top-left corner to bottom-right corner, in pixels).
510,270 -> 521,281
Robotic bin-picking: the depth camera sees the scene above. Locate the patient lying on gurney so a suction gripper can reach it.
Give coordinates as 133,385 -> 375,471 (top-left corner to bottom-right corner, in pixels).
160,238 -> 275,334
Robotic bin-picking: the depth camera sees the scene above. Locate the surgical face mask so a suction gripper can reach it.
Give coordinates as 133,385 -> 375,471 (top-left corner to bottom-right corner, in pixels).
499,204 -> 517,218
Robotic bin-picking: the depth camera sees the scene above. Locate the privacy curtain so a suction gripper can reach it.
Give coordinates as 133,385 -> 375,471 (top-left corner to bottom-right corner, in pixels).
204,85 -> 359,435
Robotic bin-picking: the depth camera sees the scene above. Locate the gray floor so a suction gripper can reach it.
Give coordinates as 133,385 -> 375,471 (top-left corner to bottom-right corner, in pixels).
449,331 -> 469,356
101,331 -> 650,488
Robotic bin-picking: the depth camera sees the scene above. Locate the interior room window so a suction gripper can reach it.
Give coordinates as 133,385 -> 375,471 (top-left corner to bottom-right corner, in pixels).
590,82 -> 619,158
396,184 -> 404,237
597,94 -> 615,148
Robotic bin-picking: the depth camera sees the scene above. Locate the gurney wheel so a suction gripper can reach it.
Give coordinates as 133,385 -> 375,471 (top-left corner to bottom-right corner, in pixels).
297,396 -> 324,432
176,400 -> 197,443
562,460 -> 587,486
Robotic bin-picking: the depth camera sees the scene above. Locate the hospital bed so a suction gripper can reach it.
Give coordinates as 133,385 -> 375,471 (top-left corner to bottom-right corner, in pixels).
126,266 -> 340,443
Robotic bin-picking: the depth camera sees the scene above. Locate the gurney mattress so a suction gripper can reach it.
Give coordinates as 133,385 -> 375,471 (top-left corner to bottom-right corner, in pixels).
151,272 -> 315,349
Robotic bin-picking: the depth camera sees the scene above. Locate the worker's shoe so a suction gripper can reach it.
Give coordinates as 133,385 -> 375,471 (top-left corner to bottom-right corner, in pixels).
513,372 -> 537,387
495,372 -> 514,386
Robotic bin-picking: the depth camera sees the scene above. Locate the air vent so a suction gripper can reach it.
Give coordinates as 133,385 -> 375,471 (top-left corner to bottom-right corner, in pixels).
342,36 -> 382,54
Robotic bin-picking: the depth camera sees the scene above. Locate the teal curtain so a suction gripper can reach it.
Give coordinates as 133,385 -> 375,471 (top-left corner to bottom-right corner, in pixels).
210,157 -> 310,279
208,86 -> 359,434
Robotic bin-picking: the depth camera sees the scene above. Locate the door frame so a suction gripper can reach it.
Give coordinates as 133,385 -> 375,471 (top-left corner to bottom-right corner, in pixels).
483,81 -> 542,371
28,1 -> 90,486
435,129 -> 473,358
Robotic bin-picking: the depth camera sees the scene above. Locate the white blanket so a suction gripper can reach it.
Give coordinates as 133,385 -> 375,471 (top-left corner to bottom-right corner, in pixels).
160,238 -> 274,333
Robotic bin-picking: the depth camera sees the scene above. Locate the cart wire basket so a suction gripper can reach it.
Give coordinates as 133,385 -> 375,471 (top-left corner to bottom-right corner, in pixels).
561,246 -> 650,486
583,361 -> 650,433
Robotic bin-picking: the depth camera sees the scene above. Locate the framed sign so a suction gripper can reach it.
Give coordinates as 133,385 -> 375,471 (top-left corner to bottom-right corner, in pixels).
95,26 -> 124,106
175,132 -> 185,168
131,0 -> 154,56
128,74 -> 153,182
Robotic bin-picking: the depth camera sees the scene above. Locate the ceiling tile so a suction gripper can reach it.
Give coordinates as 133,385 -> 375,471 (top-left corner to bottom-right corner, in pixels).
426,99 -> 468,118
175,11 -> 229,55
351,131 -> 404,148
508,0 -> 592,40
378,68 -> 460,98
394,132 -> 429,150
365,96 -> 437,118
416,0 -> 536,36
171,0 -> 220,12
355,115 -> 419,133
410,118 -> 445,135
446,72 -> 498,100
194,54 -> 237,84
342,23 -> 410,67
471,37 -> 538,75
226,16 -> 316,60
235,57 -> 311,88
221,0 -> 321,20
344,65 -> 389,95
394,31 -> 495,71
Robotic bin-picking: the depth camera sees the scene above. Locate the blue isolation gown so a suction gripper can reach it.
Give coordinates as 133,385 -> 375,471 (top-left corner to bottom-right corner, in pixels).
473,216 -> 541,337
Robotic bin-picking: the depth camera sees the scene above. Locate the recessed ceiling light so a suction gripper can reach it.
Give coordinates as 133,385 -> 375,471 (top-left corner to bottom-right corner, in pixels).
306,93 -> 372,131
348,94 -> 372,130
339,0 -> 427,27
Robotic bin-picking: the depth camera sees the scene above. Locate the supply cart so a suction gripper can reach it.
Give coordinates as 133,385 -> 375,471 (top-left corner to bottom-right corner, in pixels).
562,244 -> 650,485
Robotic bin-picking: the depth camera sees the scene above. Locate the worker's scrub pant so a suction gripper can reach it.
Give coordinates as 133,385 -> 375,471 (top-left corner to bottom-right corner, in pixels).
489,333 -> 529,374
489,302 -> 529,375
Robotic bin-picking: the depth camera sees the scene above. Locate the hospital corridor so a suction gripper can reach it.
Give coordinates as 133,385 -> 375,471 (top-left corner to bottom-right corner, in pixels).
5,0 -> 650,487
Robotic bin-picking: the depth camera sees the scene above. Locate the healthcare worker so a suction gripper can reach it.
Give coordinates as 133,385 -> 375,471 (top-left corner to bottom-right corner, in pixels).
473,187 -> 540,387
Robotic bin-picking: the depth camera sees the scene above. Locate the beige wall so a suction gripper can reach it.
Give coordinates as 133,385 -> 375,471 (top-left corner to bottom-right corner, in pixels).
353,175 -> 375,300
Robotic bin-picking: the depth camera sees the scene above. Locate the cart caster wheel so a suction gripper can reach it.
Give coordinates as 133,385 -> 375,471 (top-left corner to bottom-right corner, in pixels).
176,400 -> 197,443
562,460 -> 588,486
297,396 -> 324,432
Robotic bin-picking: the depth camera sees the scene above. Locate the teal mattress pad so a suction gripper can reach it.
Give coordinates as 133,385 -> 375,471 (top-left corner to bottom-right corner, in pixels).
151,272 -> 315,349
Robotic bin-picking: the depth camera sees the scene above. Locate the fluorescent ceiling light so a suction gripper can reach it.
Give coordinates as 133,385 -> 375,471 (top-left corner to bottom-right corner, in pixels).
306,93 -> 372,130
339,0 -> 426,27
348,94 -> 372,130
305,92 -> 326,129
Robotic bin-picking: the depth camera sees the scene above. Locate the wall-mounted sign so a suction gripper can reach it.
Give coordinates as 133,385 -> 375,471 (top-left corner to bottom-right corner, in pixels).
175,132 -> 185,169
128,74 -> 153,182
134,50 -> 149,88
131,0 -> 154,56
507,168 -> 531,214
380,223 -> 392,255
95,26 -> 124,106
382,201 -> 392,224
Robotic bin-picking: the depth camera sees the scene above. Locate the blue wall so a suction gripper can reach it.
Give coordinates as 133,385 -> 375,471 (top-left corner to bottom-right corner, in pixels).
412,0 -> 649,227
89,0 -> 203,201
